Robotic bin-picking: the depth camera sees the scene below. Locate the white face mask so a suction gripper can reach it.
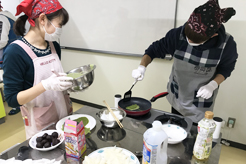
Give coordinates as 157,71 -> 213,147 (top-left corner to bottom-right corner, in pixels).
43,21 -> 62,42
186,36 -> 205,46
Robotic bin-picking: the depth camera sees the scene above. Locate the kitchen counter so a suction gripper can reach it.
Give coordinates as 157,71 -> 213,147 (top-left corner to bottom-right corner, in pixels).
0,105 -> 222,164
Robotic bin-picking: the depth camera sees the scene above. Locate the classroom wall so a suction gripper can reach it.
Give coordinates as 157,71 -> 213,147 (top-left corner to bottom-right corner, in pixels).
61,0 -> 246,145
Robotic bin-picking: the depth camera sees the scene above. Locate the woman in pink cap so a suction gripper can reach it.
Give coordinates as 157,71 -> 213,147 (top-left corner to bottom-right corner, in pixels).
3,0 -> 73,139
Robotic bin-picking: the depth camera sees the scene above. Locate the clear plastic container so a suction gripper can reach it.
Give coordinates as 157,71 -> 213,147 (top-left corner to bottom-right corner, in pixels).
193,111 -> 216,160
142,121 -> 168,164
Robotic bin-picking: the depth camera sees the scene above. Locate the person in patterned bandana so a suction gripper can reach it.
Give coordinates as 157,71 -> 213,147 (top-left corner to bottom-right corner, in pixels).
132,0 -> 238,124
2,0 -> 74,139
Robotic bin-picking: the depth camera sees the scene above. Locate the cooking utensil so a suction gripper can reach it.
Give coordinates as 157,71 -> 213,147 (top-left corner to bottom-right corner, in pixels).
118,92 -> 168,116
51,69 -> 60,76
66,64 -> 96,92
96,107 -> 126,128
123,79 -> 138,101
103,100 -> 124,128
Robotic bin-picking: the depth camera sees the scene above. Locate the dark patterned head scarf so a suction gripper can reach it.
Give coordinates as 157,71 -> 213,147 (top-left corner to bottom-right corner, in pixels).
187,0 -> 236,37
15,0 -> 63,27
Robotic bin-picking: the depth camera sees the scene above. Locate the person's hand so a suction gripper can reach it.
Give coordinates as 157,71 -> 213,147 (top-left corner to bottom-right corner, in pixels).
41,73 -> 73,91
196,80 -> 218,99
132,65 -> 146,81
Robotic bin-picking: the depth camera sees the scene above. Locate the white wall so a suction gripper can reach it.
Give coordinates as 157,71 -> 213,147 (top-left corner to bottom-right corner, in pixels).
61,0 -> 246,145
1,0 -> 21,15
1,0 -> 30,31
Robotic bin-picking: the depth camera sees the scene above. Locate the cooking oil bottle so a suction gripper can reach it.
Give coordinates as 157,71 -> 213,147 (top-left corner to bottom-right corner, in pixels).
142,121 -> 168,164
193,111 -> 216,160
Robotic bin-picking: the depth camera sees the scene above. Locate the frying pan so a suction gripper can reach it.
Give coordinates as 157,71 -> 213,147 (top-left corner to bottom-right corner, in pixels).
118,92 -> 168,116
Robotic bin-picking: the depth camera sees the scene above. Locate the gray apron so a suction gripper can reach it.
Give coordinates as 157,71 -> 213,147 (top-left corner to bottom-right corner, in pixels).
166,33 -> 230,123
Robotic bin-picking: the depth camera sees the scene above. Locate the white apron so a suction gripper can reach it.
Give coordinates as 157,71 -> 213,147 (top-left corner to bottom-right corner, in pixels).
12,40 -> 73,139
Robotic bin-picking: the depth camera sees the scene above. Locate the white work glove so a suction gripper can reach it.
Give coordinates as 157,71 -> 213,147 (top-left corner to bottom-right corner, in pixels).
196,80 -> 218,99
132,65 -> 146,81
41,73 -> 73,91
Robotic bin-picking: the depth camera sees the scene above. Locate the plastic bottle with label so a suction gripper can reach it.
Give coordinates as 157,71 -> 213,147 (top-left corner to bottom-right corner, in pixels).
193,111 -> 216,160
142,121 -> 168,164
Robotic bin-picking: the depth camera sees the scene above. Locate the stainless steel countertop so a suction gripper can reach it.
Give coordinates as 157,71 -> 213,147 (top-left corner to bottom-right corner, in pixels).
0,105 -> 222,164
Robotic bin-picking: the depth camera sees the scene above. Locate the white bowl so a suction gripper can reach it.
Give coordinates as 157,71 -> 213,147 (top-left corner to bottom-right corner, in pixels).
162,124 -> 187,144
29,130 -> 64,151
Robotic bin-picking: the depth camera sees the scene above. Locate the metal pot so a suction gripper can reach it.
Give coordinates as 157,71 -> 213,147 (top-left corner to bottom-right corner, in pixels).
96,108 -> 126,128
66,64 -> 96,92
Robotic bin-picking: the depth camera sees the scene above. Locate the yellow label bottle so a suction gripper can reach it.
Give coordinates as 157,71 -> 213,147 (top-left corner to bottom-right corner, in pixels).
193,111 -> 216,160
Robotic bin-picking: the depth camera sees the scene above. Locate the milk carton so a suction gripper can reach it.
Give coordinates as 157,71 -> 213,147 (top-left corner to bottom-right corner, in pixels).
64,119 -> 86,158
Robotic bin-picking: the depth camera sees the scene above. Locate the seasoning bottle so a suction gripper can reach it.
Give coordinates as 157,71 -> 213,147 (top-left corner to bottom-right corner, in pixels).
193,111 -> 216,160
142,121 -> 168,164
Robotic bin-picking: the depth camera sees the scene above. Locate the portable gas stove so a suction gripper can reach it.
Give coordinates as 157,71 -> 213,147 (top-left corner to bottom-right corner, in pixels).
127,108 -> 193,132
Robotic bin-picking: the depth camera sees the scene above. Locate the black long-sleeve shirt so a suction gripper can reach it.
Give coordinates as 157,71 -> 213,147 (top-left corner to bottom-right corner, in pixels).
145,24 -> 238,79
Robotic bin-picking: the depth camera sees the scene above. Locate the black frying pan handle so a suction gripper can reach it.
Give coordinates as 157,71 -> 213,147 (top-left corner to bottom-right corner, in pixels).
150,92 -> 169,102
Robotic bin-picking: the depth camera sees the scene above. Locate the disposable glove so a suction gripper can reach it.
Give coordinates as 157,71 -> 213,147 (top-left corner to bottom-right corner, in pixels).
41,72 -> 73,91
196,80 -> 218,99
132,65 -> 146,81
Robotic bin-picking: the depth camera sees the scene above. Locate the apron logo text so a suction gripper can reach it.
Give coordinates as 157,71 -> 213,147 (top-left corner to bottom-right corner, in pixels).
40,59 -> 56,66
194,66 -> 212,75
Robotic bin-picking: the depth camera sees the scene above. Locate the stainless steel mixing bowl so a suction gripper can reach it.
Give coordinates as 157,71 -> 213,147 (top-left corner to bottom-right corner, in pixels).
66,64 -> 96,92
96,108 -> 126,128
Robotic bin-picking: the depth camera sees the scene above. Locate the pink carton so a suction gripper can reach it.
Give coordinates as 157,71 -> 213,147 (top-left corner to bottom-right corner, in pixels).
64,119 -> 86,158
